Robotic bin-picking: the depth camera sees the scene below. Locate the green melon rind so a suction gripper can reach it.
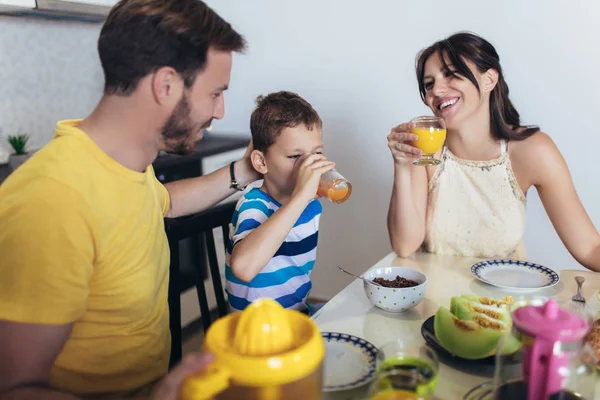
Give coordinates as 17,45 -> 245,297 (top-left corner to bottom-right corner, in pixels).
437,295 -> 522,359
434,306 -> 500,360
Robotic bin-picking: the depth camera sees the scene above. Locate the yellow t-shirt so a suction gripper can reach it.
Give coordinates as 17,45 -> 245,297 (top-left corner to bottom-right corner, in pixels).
0,120 -> 171,396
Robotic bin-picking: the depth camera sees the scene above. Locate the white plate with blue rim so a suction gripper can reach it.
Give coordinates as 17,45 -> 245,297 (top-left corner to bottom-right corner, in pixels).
321,332 -> 378,392
471,259 -> 560,291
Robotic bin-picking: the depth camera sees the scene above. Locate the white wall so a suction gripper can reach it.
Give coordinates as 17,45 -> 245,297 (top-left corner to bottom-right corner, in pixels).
0,16 -> 103,149
205,0 -> 600,298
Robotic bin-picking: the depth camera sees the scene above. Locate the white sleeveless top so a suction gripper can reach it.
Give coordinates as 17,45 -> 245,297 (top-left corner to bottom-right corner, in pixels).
423,140 -> 527,259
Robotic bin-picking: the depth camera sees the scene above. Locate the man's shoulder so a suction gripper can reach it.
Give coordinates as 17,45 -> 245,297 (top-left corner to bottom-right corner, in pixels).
0,148 -> 78,198
0,174 -> 86,217
0,138 -> 94,216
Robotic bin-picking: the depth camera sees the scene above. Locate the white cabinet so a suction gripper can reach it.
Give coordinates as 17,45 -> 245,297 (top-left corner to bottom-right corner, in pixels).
58,0 -> 116,6
201,148 -> 248,174
0,0 -> 112,19
0,0 -> 35,7
0,0 -> 35,11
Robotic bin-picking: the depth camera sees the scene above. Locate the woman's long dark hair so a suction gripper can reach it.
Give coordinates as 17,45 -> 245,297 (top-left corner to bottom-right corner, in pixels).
416,32 -> 539,141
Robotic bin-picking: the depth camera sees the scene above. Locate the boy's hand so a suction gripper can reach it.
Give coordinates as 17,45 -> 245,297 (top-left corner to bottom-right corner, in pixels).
291,154 -> 335,203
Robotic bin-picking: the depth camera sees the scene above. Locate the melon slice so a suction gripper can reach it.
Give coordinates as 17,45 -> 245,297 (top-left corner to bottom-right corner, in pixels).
450,295 -> 512,325
434,295 -> 520,359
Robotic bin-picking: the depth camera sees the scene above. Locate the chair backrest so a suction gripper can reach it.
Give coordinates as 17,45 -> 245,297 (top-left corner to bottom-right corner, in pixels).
165,201 -> 236,367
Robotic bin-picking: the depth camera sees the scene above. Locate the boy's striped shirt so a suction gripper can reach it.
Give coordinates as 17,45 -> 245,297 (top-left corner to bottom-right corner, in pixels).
225,188 -> 321,313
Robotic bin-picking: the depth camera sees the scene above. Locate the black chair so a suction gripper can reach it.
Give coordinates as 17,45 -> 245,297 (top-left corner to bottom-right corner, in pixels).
165,201 -> 236,368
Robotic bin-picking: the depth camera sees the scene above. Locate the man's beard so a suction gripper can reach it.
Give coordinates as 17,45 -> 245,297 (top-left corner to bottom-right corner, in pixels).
160,94 -> 210,156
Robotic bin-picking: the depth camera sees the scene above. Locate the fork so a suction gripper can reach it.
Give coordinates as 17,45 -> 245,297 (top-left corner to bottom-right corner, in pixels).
572,276 -> 586,303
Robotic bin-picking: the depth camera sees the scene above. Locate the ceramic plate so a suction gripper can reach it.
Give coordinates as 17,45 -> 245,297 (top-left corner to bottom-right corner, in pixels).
471,259 -> 559,290
420,316 -> 520,366
321,332 -> 378,392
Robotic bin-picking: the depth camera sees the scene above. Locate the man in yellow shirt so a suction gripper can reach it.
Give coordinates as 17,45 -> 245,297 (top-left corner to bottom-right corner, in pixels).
0,1 -> 258,399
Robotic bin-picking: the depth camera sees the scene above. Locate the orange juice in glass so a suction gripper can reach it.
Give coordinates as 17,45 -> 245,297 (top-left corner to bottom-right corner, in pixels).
370,391 -> 425,400
410,116 -> 446,166
317,169 -> 352,204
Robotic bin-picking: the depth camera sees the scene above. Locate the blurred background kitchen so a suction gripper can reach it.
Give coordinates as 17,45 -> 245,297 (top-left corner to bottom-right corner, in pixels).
1,0 -> 598,332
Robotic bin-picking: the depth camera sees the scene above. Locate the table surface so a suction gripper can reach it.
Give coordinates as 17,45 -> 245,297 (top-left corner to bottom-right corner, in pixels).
314,251 -> 600,400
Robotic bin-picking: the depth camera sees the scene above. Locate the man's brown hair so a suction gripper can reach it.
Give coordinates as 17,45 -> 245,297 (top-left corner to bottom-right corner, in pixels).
98,0 -> 246,95
250,91 -> 322,153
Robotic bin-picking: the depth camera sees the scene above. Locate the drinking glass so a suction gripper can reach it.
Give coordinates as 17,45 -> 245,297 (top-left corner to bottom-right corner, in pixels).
368,340 -> 439,400
317,169 -> 352,204
410,116 -> 446,166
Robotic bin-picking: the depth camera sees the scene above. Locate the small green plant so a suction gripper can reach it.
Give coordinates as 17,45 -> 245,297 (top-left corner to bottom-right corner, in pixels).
7,134 -> 29,155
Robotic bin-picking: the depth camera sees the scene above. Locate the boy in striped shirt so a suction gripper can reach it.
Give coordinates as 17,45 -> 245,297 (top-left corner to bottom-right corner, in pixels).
225,91 -> 334,315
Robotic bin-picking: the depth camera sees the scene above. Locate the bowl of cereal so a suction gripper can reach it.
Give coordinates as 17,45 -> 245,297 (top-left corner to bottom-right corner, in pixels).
362,266 -> 427,313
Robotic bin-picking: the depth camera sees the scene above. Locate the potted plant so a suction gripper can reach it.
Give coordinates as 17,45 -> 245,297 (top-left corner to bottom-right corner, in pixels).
7,134 -> 33,171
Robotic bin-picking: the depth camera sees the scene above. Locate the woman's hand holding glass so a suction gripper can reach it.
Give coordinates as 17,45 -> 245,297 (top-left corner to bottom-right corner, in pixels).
387,122 -> 422,165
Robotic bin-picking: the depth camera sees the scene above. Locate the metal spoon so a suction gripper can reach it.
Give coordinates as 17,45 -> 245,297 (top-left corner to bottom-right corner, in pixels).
337,265 -> 383,287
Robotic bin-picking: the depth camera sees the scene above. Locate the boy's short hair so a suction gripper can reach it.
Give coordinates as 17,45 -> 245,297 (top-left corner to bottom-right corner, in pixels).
250,91 -> 322,153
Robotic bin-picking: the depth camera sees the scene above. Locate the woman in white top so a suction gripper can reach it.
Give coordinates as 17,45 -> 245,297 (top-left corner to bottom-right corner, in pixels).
386,32 -> 600,272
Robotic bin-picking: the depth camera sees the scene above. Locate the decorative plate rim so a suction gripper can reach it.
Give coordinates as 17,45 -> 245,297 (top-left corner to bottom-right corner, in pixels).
470,259 -> 560,290
321,331 -> 379,392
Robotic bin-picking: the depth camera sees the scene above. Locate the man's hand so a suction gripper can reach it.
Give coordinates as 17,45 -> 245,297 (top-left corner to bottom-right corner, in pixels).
234,139 -> 261,186
150,353 -> 215,400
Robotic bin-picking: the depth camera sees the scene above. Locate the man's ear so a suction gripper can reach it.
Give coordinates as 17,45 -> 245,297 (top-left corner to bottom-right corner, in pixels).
151,66 -> 183,106
251,149 -> 268,175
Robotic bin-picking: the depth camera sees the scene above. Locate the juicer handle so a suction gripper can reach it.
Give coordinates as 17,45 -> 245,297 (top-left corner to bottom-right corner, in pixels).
527,338 -> 559,400
180,365 -> 231,400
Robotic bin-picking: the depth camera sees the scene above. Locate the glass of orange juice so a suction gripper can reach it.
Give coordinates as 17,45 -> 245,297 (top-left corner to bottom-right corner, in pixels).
317,169 -> 352,204
410,116 -> 446,166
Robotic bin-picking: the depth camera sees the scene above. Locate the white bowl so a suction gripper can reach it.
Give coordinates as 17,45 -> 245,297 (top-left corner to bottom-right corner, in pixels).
362,266 -> 427,313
